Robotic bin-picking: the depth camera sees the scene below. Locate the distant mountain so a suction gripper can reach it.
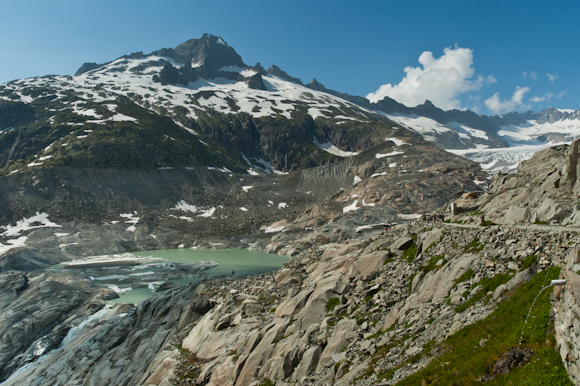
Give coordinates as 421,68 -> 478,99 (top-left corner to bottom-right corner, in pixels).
301,78 -> 579,173
4,33 -> 577,177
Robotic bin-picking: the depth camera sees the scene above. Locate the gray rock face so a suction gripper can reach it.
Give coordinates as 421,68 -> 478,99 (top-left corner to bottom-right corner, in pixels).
1,283 -> 213,386
0,248 -> 57,272
390,236 -> 414,252
556,256 -> 580,386
0,270 -> 104,382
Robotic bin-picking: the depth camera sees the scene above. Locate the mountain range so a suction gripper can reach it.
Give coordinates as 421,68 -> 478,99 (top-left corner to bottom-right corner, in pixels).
0,34 -> 579,386
1,34 -> 579,176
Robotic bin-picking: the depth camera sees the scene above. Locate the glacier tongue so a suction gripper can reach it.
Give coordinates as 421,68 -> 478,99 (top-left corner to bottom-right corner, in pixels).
448,143 -> 567,174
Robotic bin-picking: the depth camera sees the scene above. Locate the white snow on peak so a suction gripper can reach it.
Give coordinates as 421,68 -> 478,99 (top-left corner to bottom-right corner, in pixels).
217,37 -> 227,45
240,69 -> 258,78
4,54 -> 374,138
0,236 -> 28,255
498,119 -> 580,145
446,121 -> 489,140
386,114 -> 451,136
385,113 -> 491,145
219,66 -> 246,73
353,175 -> 362,185
247,169 -> 260,176
120,213 -> 139,224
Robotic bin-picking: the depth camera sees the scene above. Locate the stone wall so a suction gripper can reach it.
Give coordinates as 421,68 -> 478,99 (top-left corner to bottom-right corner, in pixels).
555,246 -> 580,385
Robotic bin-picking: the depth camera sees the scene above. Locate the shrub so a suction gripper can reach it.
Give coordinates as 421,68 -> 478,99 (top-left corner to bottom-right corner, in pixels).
326,297 -> 340,312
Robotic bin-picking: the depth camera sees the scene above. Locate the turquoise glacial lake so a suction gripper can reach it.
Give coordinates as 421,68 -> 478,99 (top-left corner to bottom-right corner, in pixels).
62,249 -> 290,304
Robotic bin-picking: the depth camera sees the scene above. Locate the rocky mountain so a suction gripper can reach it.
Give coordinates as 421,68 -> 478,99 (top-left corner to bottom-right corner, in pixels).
301,77 -> 580,173
0,34 -> 579,386
0,34 -> 486,243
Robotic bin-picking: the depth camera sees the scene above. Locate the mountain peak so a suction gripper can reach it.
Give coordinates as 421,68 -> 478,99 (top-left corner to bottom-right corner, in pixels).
266,65 -> 303,85
157,34 -> 245,70
307,78 -> 326,91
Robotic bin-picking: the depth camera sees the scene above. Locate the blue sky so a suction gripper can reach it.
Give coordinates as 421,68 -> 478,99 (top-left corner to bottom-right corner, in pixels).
0,0 -> 577,115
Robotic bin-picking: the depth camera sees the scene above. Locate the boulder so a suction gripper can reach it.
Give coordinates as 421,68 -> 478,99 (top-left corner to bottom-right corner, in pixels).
417,228 -> 443,254
316,318 -> 357,372
390,236 -> 414,252
292,345 -> 322,381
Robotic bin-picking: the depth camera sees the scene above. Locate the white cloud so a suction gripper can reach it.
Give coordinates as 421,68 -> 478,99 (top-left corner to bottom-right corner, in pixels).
485,75 -> 498,85
523,70 -> 537,80
547,73 -> 559,83
529,91 -> 565,103
366,46 -> 489,110
530,93 -> 553,103
485,86 -> 531,115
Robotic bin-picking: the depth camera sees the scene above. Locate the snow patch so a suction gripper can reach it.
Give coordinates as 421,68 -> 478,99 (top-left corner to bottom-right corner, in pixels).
343,200 -> 359,214
385,137 -> 409,146
376,151 -> 404,159
1,212 -> 61,237
264,225 -> 287,234
197,207 -> 216,218
172,200 -> 198,213
397,213 -> 423,220
313,137 -> 359,157
0,236 -> 28,255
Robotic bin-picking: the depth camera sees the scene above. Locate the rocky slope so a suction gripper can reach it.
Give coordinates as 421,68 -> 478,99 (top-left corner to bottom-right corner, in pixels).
1,34 -> 579,386
139,221 -> 573,385
3,216 -> 575,385
451,137 -> 580,226
1,281 -> 213,386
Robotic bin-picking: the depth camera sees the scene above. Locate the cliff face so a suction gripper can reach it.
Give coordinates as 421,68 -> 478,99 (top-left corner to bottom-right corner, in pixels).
556,249 -> 580,385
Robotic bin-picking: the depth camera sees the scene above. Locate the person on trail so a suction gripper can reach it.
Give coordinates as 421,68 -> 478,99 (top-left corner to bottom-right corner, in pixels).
481,214 -> 485,226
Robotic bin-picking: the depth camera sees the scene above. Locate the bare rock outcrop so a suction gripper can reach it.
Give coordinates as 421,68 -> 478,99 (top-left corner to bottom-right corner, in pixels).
467,139 -> 580,226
